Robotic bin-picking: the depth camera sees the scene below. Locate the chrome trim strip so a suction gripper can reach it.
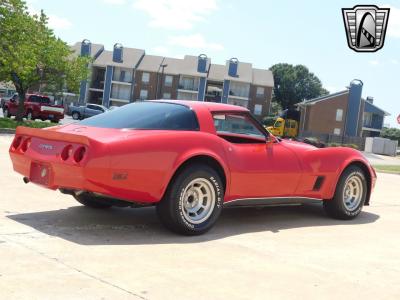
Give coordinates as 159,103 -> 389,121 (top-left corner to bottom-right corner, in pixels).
223,196 -> 322,207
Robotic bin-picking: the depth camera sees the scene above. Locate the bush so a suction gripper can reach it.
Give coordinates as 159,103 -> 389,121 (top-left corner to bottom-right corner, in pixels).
0,117 -> 56,129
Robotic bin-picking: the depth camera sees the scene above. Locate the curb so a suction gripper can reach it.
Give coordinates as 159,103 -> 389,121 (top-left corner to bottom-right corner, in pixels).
0,128 -> 16,134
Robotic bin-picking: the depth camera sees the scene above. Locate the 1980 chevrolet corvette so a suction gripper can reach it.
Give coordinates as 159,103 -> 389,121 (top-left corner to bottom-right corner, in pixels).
9,101 -> 376,235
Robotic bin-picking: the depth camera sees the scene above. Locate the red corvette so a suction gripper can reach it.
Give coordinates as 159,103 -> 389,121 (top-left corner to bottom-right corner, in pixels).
9,101 -> 376,235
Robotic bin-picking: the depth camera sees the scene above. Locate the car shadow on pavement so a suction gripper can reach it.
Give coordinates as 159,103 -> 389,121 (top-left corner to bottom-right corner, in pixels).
7,203 -> 380,245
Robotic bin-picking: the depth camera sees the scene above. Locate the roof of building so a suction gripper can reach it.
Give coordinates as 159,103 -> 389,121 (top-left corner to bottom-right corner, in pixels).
363,99 -> 390,116
70,42 -> 104,58
252,68 -> 274,87
136,55 -> 165,72
93,47 -> 145,68
295,90 -> 349,106
208,61 -> 273,86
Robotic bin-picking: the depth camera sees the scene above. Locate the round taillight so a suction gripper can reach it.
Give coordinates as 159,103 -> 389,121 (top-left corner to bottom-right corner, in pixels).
74,146 -> 86,163
20,138 -> 31,152
61,145 -> 73,161
12,136 -> 23,150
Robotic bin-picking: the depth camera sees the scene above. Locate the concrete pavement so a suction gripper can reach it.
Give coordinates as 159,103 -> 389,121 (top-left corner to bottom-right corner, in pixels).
0,135 -> 399,299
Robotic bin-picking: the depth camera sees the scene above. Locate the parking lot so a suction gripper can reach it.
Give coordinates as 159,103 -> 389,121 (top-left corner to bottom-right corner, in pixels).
0,134 -> 399,299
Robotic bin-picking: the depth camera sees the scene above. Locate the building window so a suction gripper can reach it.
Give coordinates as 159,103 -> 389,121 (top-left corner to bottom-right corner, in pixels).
179,76 -> 198,91
336,109 -> 343,121
139,89 -> 148,100
113,68 -> 132,83
254,104 -> 263,116
256,87 -> 265,97
333,128 -> 341,135
229,82 -> 250,98
163,92 -> 171,99
164,75 -> 173,87
111,84 -> 131,100
142,72 -> 150,84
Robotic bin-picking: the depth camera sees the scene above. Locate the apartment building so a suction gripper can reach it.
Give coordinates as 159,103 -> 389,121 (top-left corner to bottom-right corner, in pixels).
297,80 -> 389,137
72,40 -> 274,118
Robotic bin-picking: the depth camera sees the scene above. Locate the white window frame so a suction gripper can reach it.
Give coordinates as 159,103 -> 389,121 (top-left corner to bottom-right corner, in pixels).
336,109 -> 343,122
256,87 -> 265,97
254,104 -> 263,116
333,128 -> 341,135
139,89 -> 148,100
142,72 -> 150,84
164,75 -> 173,87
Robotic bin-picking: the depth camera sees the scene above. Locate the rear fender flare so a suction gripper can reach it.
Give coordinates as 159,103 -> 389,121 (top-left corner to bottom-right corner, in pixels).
161,151 -> 230,201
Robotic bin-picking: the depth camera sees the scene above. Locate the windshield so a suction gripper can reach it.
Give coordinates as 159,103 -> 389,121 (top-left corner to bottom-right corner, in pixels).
79,102 -> 199,130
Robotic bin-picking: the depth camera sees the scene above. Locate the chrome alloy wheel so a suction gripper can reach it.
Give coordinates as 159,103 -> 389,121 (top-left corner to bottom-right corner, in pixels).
181,178 -> 216,224
343,175 -> 363,211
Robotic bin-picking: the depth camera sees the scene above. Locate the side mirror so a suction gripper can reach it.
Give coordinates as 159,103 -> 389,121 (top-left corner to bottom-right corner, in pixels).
266,135 -> 277,146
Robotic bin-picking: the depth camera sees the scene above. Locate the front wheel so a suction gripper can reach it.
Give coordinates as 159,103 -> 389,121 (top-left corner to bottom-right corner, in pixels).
323,165 -> 367,220
72,112 -> 80,120
156,164 -> 224,235
74,193 -> 113,209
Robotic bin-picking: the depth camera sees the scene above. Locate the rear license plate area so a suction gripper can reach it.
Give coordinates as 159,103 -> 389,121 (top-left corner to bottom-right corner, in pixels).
48,114 -> 54,118
30,162 -> 51,186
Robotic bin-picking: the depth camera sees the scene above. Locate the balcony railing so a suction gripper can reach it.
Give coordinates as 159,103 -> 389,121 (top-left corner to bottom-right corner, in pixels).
178,84 -> 198,91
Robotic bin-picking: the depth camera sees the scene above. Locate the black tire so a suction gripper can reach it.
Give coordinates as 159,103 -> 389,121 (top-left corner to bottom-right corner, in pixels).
323,166 -> 367,220
3,107 -> 10,118
74,193 -> 113,209
50,119 -> 59,124
156,164 -> 224,235
72,111 -> 80,120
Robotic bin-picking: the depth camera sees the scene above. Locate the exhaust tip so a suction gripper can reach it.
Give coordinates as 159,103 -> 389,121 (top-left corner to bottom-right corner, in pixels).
23,177 -> 30,184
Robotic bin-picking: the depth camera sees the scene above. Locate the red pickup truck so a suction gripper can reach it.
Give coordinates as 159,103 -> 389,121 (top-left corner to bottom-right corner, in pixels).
3,94 -> 64,123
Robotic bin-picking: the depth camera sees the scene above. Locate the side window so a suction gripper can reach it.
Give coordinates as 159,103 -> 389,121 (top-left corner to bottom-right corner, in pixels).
87,105 -> 96,110
29,95 -> 40,103
213,113 -> 265,139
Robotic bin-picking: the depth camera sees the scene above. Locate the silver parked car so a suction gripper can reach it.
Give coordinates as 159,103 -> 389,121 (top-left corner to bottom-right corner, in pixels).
69,103 -> 108,120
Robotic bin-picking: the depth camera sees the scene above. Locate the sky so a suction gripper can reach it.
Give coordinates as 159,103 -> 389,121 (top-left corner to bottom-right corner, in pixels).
26,0 -> 400,128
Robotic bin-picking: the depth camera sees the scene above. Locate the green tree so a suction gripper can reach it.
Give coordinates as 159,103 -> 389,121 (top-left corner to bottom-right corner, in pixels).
380,127 -> 400,143
0,0 -> 90,121
269,63 -> 328,109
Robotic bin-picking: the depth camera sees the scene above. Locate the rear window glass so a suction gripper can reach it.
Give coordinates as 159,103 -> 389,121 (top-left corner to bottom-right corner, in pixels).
79,102 -> 199,130
29,95 -> 50,104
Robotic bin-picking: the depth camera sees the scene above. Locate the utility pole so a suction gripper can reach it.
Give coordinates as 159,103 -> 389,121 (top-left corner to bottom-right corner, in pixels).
156,63 -> 168,99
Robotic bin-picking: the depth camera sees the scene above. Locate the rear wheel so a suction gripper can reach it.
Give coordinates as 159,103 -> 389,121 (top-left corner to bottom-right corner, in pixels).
156,164 -> 224,235
323,166 -> 367,220
74,193 -> 113,209
72,111 -> 80,120
51,119 -> 59,123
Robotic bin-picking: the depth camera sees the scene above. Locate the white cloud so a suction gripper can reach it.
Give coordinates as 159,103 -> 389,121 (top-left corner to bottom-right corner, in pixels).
168,34 -> 224,51
102,0 -> 127,5
26,2 -> 72,30
384,4 -> 400,38
151,45 -> 170,56
47,14 -> 72,30
368,60 -> 380,66
391,59 -> 399,64
133,0 -> 218,30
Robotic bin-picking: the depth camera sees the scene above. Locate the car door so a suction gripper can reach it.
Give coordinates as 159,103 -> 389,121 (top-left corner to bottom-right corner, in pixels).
85,105 -> 98,118
213,112 -> 302,199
